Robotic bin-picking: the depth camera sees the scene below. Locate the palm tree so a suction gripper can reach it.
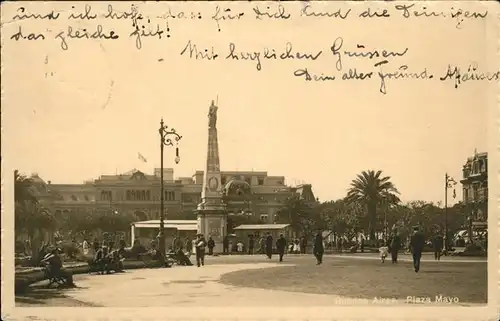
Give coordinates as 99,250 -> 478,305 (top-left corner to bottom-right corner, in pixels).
346,170 -> 400,240
14,170 -> 37,203
15,200 -> 55,264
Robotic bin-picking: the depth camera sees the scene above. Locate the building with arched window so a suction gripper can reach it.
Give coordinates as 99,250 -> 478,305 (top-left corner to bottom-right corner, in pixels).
40,168 -> 317,225
460,151 -> 488,233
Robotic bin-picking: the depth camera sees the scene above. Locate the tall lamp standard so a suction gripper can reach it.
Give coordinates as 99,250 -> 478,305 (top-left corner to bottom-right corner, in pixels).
158,119 -> 182,264
444,173 -> 457,252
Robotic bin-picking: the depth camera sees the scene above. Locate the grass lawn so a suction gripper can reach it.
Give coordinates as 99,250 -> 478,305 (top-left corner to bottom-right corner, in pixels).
219,256 -> 487,304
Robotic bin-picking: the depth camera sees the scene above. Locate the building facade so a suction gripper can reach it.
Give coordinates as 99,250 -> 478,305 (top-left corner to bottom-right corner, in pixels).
33,169 -> 316,227
460,151 -> 488,230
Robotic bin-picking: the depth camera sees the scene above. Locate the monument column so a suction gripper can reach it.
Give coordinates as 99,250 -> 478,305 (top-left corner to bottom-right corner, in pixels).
195,100 -> 227,253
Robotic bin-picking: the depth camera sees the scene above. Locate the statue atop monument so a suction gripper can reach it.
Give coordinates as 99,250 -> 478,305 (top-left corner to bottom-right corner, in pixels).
208,100 -> 218,129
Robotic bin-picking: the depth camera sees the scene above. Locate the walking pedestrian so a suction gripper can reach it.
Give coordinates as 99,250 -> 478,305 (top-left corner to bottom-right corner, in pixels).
265,232 -> 273,259
410,226 -> 425,272
313,231 -> 324,265
276,234 -> 287,262
300,235 -> 307,254
248,235 -> 254,255
388,227 -> 401,263
432,231 -> 444,261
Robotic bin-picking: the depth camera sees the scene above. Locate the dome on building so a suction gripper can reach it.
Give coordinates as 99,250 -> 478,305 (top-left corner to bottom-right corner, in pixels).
224,179 -> 251,197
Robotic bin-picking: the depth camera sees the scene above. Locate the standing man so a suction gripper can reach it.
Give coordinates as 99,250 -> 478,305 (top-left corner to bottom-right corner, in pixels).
388,227 -> 401,264
222,235 -> 229,254
195,234 -> 207,267
82,238 -> 90,256
276,234 -> 287,262
313,231 -> 324,265
172,234 -> 180,252
410,226 -> 425,272
184,236 -> 192,255
248,235 -> 255,255
432,230 -> 444,261
207,236 -> 215,255
259,236 -> 265,254
265,232 -> 273,259
300,235 -> 307,254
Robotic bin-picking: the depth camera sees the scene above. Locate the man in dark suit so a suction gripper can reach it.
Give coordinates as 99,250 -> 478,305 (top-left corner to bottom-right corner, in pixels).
276,234 -> 287,262
300,235 -> 307,254
313,231 -> 324,265
410,226 -> 425,272
265,232 -> 273,259
388,227 -> 401,264
432,231 -> 444,261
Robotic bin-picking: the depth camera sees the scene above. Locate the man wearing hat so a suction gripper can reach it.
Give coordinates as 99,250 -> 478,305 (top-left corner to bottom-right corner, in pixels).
313,230 -> 325,265
388,227 -> 401,264
195,234 -> 207,267
409,225 -> 425,272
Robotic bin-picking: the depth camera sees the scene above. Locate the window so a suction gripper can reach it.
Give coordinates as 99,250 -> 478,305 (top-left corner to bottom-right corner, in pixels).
126,190 -> 151,201
245,177 -> 251,185
258,178 -> 264,185
480,160 -> 486,173
71,195 -> 78,201
473,161 -> 479,174
221,176 -> 227,185
260,214 -> 269,222
84,195 -> 89,201
101,191 -> 112,201
165,191 -> 176,201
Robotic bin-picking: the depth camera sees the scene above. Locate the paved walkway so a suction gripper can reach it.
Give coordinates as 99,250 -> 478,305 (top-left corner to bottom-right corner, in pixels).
331,253 -> 486,263
61,263 -> 482,307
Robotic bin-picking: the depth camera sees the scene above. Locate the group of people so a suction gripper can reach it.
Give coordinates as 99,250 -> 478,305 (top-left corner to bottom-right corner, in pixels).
221,234 -> 309,255
91,239 -> 127,274
170,233 -> 210,267
379,225 -> 444,273
258,231 -> 325,265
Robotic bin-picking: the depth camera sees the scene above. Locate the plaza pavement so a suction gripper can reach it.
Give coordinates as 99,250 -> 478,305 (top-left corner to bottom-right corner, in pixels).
53,254 -> 484,307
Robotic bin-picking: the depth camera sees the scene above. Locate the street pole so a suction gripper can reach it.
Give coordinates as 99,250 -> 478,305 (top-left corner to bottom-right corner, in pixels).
444,173 -> 448,251
158,118 -> 182,265
444,173 -> 457,253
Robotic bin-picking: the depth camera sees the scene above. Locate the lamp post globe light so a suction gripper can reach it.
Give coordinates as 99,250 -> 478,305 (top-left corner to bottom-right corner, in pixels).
158,118 -> 182,265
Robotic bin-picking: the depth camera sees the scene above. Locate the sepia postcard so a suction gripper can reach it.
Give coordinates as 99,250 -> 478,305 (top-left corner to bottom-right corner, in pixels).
1,1 -> 498,320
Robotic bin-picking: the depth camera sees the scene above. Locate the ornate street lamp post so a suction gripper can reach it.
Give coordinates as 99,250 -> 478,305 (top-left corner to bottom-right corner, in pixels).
158,119 -> 182,264
444,173 -> 457,252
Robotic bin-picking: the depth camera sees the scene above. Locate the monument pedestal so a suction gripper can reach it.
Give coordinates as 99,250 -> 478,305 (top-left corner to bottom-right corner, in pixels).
195,208 -> 227,254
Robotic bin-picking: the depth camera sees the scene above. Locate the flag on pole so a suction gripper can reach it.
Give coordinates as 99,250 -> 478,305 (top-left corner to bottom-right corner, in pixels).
138,152 -> 148,163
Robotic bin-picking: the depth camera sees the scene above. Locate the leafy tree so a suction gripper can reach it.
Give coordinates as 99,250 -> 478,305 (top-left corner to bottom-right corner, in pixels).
15,200 -> 55,264
321,200 -> 362,242
276,195 -> 322,236
346,170 -> 400,240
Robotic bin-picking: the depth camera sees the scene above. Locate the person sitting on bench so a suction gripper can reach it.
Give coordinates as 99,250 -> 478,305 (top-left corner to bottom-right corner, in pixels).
41,249 -> 76,287
176,248 -> 193,266
94,245 -> 111,274
109,249 -> 125,272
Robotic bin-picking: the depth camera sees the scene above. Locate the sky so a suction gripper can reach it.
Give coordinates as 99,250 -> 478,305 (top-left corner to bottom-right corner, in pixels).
2,2 -> 493,205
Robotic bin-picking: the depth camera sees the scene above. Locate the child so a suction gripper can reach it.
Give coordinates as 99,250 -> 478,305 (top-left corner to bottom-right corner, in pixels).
379,245 -> 389,263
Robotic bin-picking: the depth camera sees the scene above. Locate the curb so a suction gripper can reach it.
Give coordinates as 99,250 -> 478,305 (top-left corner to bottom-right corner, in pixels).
15,260 -> 148,294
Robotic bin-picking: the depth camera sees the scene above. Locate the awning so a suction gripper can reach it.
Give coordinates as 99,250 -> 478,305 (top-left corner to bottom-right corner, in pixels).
233,224 -> 290,230
132,219 -> 197,231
